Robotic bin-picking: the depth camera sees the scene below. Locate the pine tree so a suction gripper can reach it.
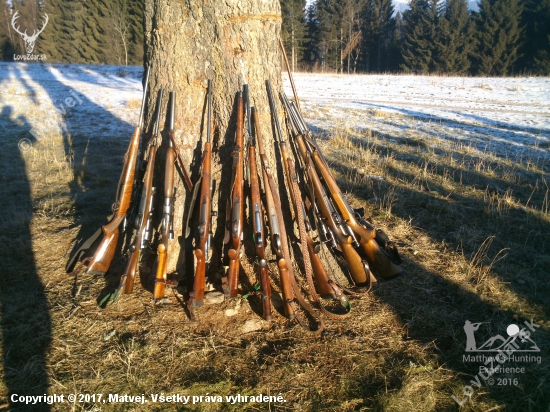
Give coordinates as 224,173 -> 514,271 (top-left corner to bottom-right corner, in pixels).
400,0 -> 438,73
474,0 -> 523,75
127,0 -> 144,65
363,0 -> 395,72
387,11 -> 404,71
34,0 -> 60,60
434,0 -> 473,74
316,0 -> 343,71
281,0 -> 307,71
316,0 -> 365,73
304,3 -> 321,69
521,0 -> 550,74
0,0 -> 15,60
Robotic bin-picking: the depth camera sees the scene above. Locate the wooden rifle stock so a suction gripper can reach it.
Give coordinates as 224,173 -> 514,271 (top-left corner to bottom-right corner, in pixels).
190,141 -> 212,307
115,142 -> 157,298
310,152 -> 402,279
153,145 -> 176,301
267,84 -> 339,299
306,157 -> 370,285
117,88 -> 162,300
153,244 -> 166,300
224,93 -> 244,298
86,127 -> 141,275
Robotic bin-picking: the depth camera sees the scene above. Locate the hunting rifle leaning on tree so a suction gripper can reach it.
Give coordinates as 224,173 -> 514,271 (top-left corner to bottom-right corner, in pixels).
222,91 -> 245,299
115,88 -> 164,301
245,88 -> 272,321
187,80 -> 216,316
153,92 -> 179,301
283,99 -> 403,282
267,80 -> 351,319
66,66 -> 151,277
254,106 -> 324,333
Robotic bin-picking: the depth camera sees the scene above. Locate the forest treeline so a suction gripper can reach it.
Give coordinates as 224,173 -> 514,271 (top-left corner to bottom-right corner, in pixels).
282,0 -> 550,75
1,0 -> 143,65
1,0 -> 549,75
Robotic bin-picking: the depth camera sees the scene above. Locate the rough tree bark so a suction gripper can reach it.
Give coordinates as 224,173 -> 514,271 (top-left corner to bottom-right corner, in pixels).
141,0 -> 292,283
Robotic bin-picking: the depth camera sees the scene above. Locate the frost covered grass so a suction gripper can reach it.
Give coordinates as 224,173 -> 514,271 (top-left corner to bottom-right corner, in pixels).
0,63 -> 549,411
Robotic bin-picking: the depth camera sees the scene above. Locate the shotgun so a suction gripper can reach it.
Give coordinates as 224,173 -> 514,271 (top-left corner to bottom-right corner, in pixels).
67,66 -> 150,276
253,107 -> 294,319
153,91 -> 178,301
245,89 -> 272,320
188,80 -> 215,312
222,92 -> 245,299
266,81 -> 349,303
114,87 -> 163,300
254,105 -> 323,333
287,101 -> 403,280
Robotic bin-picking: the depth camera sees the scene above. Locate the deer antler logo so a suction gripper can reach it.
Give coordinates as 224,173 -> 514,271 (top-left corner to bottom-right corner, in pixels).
11,11 -> 49,54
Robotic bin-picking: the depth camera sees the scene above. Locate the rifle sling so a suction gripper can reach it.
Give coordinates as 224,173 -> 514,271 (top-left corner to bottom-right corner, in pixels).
262,154 -> 324,334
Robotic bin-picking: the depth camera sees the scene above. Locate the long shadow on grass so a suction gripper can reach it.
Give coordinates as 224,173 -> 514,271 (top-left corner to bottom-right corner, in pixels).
350,100 -> 550,138
348,101 -> 550,163
304,125 -> 549,409
0,106 -> 52,410
323,135 -> 550,316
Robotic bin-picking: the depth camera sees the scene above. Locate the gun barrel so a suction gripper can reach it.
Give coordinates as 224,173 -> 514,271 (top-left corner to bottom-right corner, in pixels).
169,91 -> 176,133
266,80 -> 284,143
243,84 -> 253,140
281,92 -> 299,137
207,80 -> 212,143
153,88 -> 164,137
138,66 -> 150,128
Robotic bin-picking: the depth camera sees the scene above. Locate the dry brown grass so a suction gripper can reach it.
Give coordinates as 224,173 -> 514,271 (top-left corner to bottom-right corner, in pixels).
1,98 -> 549,412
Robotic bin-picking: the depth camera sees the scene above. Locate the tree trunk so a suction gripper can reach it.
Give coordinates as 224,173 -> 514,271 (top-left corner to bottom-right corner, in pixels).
142,0 -> 288,282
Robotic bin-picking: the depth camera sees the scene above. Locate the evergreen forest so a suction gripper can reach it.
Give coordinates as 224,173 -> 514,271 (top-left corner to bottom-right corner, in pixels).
1,0 -> 549,75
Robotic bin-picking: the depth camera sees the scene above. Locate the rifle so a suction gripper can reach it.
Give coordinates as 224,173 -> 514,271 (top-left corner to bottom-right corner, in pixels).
245,88 -> 272,320
253,107 -> 293,319
266,81 -> 351,315
287,101 -> 402,280
153,91 -> 178,301
254,105 -> 323,333
187,80 -> 215,312
114,88 -> 163,300
222,92 -> 245,299
67,66 -> 150,276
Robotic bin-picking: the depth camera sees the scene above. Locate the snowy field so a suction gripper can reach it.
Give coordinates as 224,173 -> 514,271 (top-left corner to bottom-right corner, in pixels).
1,63 -> 549,162
290,73 -> 550,161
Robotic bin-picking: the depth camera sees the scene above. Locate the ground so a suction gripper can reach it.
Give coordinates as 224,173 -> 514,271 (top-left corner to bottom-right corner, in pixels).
0,63 -> 549,411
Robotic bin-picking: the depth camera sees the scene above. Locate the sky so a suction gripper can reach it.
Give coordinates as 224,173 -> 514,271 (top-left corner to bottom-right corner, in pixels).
305,0 -> 479,15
